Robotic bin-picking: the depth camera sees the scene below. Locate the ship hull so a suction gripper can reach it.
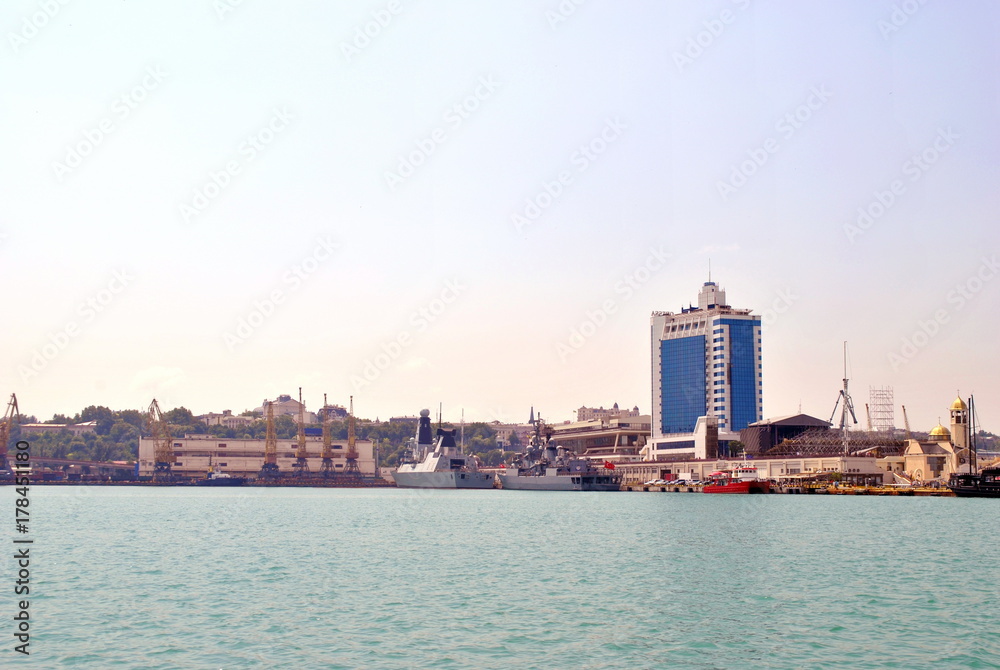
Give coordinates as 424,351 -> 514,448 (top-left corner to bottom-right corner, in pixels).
194,477 -> 247,487
949,486 -> 1000,498
391,470 -> 494,489
497,473 -> 621,491
703,481 -> 770,494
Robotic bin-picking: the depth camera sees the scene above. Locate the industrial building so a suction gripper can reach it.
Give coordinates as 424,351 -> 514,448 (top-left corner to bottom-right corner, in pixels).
649,280 -> 762,460
137,434 -> 375,480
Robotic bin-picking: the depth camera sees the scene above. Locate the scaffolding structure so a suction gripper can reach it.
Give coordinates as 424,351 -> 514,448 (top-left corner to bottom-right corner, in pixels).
869,386 -> 895,436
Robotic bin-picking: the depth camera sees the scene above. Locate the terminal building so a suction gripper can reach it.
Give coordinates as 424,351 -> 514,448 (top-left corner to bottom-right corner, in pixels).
137,435 -> 376,480
648,280 -> 762,460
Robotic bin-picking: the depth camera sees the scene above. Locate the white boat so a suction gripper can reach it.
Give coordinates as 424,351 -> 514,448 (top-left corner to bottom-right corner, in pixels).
391,409 -> 494,489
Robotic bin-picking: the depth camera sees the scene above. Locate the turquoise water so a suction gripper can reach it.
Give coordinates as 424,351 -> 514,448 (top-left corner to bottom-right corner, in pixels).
8,487 -> 1000,669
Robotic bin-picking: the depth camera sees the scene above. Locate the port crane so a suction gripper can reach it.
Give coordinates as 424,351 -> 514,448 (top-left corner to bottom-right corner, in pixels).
320,393 -> 334,478
259,401 -> 280,479
148,399 -> 175,482
343,396 -> 361,477
0,393 -> 20,473
292,387 -> 309,476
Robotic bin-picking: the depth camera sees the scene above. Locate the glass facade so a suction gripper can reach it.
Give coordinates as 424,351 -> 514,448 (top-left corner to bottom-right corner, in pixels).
718,317 -> 760,431
659,335 -> 706,434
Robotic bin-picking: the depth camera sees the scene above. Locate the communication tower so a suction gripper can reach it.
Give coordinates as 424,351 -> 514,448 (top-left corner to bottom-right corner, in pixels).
259,401 -> 281,479
148,399 -> 176,482
343,396 -> 361,477
292,387 -> 309,477
828,343 -> 858,454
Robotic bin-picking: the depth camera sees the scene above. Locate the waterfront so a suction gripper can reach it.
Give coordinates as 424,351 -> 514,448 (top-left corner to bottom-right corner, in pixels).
16,487 -> 1000,668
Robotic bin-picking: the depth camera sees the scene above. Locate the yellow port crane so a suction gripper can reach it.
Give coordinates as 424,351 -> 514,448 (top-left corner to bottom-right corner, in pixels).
344,395 -> 361,477
148,399 -> 175,482
292,387 -> 309,476
320,393 -> 334,478
259,401 -> 280,479
0,393 -> 21,473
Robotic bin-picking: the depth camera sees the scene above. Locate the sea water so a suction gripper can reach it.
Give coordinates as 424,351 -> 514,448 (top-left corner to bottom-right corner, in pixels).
8,486 -> 1000,669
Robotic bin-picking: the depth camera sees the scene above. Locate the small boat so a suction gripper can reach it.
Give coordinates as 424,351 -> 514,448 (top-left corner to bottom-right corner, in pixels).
195,458 -> 246,486
703,465 -> 770,494
948,468 -> 1000,498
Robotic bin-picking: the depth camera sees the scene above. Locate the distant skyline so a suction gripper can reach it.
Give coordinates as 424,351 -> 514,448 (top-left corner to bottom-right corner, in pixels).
3,1 -> 998,434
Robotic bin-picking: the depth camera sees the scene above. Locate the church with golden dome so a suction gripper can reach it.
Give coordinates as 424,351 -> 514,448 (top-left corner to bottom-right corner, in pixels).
897,396 -> 972,482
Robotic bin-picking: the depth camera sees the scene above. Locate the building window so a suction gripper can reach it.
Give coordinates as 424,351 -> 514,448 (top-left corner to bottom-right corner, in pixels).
218,443 -> 227,448
713,345 -> 725,351
219,462 -> 228,467
175,461 -> 183,466
713,354 -> 725,360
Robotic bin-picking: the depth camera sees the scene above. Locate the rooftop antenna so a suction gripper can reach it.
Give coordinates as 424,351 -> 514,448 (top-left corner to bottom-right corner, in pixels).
708,258 -> 712,283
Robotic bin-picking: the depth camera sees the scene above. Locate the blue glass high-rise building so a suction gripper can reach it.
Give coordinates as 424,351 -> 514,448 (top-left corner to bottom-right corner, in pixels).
648,281 -> 762,459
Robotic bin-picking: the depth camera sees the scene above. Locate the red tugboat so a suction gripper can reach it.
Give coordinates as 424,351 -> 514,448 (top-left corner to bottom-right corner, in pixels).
703,465 -> 770,494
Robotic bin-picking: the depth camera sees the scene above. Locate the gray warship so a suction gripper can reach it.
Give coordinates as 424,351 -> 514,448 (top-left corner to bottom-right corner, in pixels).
391,409 -> 494,489
496,410 -> 621,491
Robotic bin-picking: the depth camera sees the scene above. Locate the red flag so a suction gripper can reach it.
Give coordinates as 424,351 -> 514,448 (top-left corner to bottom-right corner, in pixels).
603,461 -> 615,470
499,464 -> 506,469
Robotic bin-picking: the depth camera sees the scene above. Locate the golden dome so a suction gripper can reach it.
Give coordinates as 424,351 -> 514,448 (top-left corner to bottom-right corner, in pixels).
950,396 -> 967,411
929,423 -> 951,440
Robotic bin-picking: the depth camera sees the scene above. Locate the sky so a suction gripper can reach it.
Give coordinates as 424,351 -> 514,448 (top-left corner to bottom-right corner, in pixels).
2,0 -> 998,434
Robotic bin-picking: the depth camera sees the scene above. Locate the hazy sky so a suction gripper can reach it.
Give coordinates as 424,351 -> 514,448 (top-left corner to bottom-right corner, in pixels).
3,1 -> 998,433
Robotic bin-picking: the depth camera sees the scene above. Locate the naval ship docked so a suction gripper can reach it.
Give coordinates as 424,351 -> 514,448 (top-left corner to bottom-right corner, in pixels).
391,409 -> 494,489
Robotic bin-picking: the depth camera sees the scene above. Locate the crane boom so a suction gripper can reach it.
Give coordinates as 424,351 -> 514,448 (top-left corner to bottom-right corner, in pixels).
293,388 -> 309,476
148,399 -> 175,482
257,400 -> 281,480
344,395 -> 361,477
0,393 -> 20,471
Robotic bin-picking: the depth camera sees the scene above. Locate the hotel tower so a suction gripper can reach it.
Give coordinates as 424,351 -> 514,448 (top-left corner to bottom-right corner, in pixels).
648,280 -> 762,459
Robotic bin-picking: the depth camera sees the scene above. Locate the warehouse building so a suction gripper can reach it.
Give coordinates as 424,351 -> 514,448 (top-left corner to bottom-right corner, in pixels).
137,434 -> 375,480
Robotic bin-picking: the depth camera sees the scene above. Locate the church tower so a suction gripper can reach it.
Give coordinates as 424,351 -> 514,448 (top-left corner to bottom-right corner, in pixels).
950,395 -> 969,451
